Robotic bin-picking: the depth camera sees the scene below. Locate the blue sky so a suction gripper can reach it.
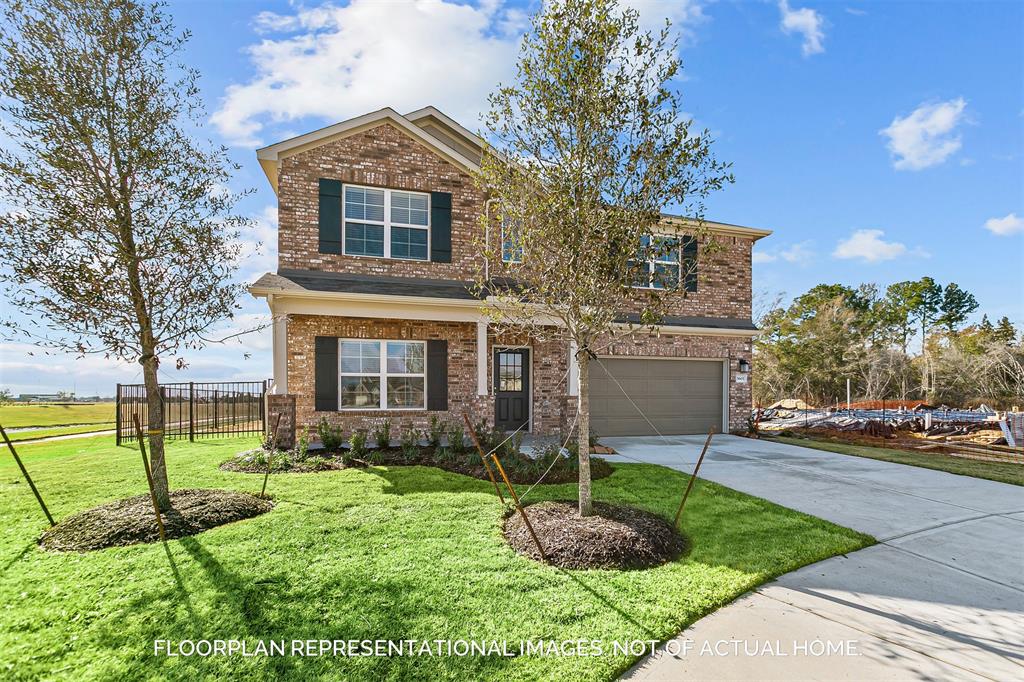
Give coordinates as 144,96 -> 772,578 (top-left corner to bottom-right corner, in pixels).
1,0 -> 1021,396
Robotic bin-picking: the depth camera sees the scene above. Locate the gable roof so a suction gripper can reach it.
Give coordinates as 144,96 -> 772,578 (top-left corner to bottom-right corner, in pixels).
255,107 -> 481,193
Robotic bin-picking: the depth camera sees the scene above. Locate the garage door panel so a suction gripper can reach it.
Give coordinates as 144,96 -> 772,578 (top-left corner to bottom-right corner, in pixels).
590,358 -> 724,436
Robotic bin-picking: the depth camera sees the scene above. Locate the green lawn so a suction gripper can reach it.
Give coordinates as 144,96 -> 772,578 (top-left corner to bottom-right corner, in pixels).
5,422 -> 116,442
770,435 -> 1023,486
0,402 -> 115,428
0,435 -> 873,681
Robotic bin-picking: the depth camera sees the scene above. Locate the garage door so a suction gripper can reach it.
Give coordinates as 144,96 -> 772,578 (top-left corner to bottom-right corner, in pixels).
589,358 -> 724,436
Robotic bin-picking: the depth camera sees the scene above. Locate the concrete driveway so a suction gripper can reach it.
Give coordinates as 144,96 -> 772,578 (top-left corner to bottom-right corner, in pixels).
604,434 -> 1024,681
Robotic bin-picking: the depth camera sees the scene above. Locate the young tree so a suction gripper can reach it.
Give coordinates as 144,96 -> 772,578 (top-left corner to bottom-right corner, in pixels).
476,0 -> 732,515
0,0 -> 250,509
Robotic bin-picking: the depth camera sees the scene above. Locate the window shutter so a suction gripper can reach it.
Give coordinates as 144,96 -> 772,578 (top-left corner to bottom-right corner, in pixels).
318,179 -> 342,254
314,336 -> 339,411
426,339 -> 448,411
430,191 -> 452,263
682,237 -> 698,293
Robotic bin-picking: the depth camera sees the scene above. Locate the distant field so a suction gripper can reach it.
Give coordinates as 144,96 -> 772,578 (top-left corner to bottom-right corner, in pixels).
5,423 -> 116,442
0,403 -> 115,429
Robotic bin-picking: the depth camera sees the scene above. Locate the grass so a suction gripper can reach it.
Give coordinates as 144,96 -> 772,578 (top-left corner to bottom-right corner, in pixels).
0,402 -> 115,428
770,435 -> 1023,486
5,423 -> 116,442
0,435 -> 873,681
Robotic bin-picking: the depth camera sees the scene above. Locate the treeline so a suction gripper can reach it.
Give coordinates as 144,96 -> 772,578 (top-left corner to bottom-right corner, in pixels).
754,277 -> 1023,409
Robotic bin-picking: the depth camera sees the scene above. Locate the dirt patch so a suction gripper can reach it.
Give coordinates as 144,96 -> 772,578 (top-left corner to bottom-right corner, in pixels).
220,447 -> 613,485
503,500 -> 687,570
39,489 -> 273,552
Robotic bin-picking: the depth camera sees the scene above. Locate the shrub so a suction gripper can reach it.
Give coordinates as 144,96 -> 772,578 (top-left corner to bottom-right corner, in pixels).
372,418 -> 392,449
318,417 -> 345,451
446,422 -> 466,455
400,424 -> 421,461
428,415 -> 445,447
347,429 -> 368,462
294,427 -> 310,462
367,448 -> 386,465
502,430 -> 524,458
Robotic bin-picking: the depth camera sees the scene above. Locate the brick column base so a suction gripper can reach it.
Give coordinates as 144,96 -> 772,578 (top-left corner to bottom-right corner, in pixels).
266,394 -> 297,450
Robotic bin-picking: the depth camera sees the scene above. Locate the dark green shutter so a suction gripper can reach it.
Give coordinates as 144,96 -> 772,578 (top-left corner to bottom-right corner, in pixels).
314,336 -> 339,411
682,237 -> 698,293
426,339 -> 448,411
318,179 -> 342,254
430,191 -> 452,263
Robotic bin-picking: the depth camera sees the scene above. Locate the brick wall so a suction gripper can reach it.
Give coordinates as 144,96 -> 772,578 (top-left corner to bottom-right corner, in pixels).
278,122 -> 485,280
266,394 -> 296,450
286,314 -> 751,436
275,121 -> 753,322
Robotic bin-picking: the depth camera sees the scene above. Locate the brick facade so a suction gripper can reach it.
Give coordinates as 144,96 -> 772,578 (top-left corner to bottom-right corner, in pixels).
270,115 -> 757,439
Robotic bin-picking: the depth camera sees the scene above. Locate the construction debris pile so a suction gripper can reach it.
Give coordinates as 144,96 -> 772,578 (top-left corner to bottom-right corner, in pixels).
753,400 -> 1023,463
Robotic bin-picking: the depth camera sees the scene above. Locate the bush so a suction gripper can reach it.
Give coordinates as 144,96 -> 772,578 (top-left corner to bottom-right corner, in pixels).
446,422 -> 466,455
347,429 -> 368,462
400,424 -> 421,461
294,427 -> 310,462
372,418 -> 392,449
428,415 -> 445,447
367,448 -> 386,465
318,417 -> 345,451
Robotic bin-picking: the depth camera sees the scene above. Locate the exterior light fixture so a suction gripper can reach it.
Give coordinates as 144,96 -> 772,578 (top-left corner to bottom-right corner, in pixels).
738,358 -> 751,373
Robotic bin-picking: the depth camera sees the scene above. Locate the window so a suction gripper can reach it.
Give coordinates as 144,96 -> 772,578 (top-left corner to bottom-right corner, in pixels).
339,339 -> 425,410
629,235 -> 693,290
343,185 -> 429,260
501,216 -> 523,263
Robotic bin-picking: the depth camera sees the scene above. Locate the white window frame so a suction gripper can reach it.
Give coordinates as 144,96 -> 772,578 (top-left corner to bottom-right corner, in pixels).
342,184 -> 430,261
500,216 -> 523,263
631,234 -> 682,290
338,339 -> 427,411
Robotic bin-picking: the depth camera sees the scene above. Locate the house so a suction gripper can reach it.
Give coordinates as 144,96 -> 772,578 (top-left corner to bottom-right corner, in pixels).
249,106 -> 770,442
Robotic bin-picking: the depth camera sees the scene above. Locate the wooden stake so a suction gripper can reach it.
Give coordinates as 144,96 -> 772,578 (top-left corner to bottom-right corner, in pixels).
261,413 -> 283,499
0,424 -> 55,526
133,415 -> 166,542
463,413 -> 506,505
674,427 -> 715,528
491,453 -> 546,562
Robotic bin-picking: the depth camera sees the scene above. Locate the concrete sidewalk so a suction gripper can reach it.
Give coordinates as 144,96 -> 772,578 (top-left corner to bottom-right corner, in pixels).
604,435 -> 1024,681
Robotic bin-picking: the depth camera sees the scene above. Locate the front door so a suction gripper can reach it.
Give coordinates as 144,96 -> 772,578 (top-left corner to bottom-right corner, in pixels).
494,348 -> 529,432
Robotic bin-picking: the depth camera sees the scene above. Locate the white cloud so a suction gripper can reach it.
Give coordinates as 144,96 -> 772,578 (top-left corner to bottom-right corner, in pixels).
212,1 -> 526,147
234,205 -> 278,282
832,229 -> 917,263
879,98 -> 967,171
753,240 -> 814,264
778,1 -> 825,56
984,212 -> 1024,236
214,1 -> 709,147
622,0 -> 707,44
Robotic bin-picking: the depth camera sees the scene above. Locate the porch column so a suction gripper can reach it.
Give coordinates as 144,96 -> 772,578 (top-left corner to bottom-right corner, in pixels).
271,302 -> 288,395
568,339 -> 579,396
477,320 -> 488,396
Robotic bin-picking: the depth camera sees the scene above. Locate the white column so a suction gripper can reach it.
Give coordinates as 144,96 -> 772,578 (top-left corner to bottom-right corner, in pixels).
568,339 -> 579,396
477,320 -> 488,396
271,304 -> 288,395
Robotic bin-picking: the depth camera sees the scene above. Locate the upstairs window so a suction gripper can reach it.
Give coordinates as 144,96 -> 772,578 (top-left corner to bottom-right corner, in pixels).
343,185 -> 429,260
501,216 -> 523,263
630,235 -> 698,292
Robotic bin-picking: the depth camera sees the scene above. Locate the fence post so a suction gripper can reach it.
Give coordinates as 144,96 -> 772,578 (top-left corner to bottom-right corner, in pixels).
115,383 -> 122,446
189,381 -> 195,442
213,390 -> 219,430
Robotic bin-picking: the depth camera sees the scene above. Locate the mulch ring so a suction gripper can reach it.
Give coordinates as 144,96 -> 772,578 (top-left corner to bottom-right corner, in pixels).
503,500 -> 687,570
39,489 -> 274,552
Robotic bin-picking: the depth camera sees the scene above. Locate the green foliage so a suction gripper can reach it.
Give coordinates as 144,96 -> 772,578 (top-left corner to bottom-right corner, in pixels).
399,424 -> 421,461
294,428 -> 310,462
427,415 -> 445,447
347,429 -> 368,461
372,418 -> 392,449
317,418 -> 345,452
446,422 -> 467,455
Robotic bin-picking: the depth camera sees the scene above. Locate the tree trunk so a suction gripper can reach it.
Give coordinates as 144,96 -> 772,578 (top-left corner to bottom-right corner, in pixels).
576,350 -> 592,517
141,350 -> 171,510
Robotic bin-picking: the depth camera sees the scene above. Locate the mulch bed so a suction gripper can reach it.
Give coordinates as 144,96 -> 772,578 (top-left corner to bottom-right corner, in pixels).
220,447 -> 614,485
503,500 -> 687,570
39,489 -> 273,552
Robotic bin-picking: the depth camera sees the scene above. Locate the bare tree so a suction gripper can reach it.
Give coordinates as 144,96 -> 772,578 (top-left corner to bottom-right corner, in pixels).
475,0 -> 732,515
0,0 -> 251,508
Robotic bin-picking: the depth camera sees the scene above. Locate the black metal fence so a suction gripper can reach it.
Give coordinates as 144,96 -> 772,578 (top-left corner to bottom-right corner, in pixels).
116,380 -> 268,445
